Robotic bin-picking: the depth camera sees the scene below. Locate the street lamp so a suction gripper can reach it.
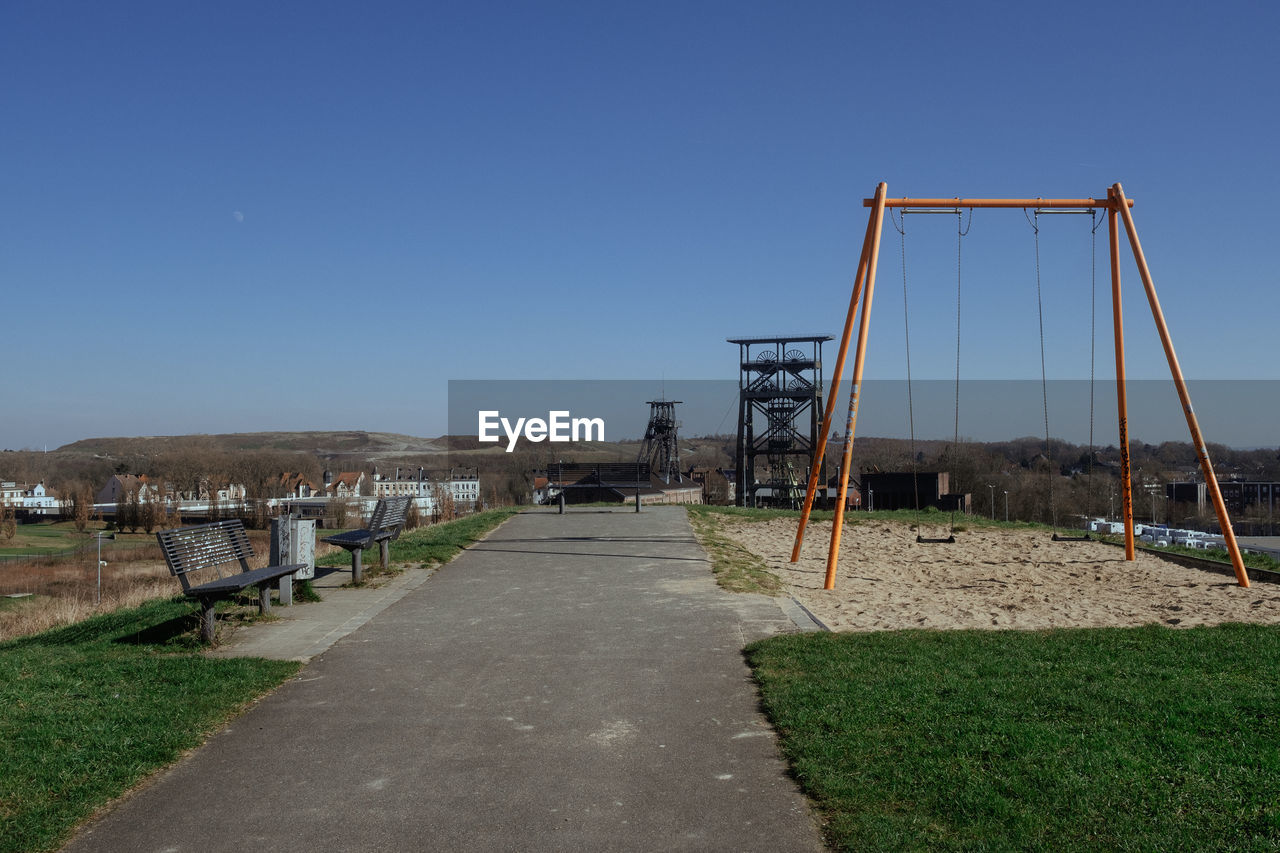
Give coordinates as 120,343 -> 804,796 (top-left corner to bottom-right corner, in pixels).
987,484 -> 995,520
95,531 -> 115,605
1003,490 -> 1009,522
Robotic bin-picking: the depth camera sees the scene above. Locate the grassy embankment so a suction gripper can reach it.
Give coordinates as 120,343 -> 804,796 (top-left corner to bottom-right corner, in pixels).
0,599 -> 300,853
748,625 -> 1280,851
316,507 -> 520,577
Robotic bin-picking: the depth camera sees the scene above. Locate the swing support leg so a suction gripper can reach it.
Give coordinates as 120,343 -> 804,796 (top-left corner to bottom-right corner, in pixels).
1107,189 -> 1136,560
1112,183 -> 1249,587
791,199 -> 877,562
825,183 -> 888,590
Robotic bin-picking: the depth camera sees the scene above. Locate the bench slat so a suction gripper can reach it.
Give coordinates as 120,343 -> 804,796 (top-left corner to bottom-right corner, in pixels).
185,563 -> 305,598
322,530 -> 374,549
157,520 -> 253,576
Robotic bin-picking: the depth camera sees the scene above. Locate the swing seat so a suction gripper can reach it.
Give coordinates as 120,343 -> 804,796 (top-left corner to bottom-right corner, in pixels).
917,534 -> 956,544
1051,533 -> 1091,542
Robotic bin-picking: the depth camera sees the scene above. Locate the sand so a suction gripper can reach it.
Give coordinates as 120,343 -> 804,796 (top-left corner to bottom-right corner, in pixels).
717,517 -> 1280,632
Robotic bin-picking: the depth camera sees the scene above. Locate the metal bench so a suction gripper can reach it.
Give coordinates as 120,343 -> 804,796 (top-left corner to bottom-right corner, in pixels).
157,519 -> 304,644
321,496 -> 411,583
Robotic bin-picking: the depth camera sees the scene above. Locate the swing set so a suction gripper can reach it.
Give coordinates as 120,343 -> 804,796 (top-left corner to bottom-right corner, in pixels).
791,182 -> 1251,590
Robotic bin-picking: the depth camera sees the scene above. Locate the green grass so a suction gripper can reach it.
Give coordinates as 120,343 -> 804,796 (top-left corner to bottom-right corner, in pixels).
686,506 -> 784,595
1114,538 -> 1280,573
0,524 -> 88,556
746,625 -> 1280,852
317,509 -> 520,573
0,598 -> 300,853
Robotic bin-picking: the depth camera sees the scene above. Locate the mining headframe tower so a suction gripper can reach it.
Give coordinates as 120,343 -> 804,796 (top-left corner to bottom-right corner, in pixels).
729,335 -> 831,508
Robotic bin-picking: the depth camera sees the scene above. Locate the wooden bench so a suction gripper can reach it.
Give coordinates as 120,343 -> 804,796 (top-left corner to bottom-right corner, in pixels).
321,496 -> 411,583
157,519 -> 304,644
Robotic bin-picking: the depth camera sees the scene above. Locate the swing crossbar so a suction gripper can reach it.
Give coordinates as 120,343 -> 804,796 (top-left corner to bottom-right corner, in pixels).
866,197 -> 1133,210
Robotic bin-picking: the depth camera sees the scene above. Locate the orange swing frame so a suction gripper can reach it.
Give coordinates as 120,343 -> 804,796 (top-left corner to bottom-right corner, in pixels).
792,182 -> 1251,589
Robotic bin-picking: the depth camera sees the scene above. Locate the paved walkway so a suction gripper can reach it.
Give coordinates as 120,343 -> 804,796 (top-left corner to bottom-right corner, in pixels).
64,508 -> 825,852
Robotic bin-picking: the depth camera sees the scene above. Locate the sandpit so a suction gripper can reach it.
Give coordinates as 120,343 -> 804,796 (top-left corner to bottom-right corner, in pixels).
718,517 -> 1280,632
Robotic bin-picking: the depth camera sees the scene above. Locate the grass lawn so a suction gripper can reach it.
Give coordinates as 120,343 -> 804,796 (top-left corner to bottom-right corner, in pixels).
746,624 -> 1280,851
316,508 -> 520,573
0,523 -> 159,559
0,523 -> 90,557
0,599 -> 300,853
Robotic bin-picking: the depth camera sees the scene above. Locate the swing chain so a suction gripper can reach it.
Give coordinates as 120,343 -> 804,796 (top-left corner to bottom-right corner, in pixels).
1029,209 -> 1057,531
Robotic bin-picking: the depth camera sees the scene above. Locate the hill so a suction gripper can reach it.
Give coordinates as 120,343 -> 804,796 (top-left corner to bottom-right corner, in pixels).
57,431 -> 445,457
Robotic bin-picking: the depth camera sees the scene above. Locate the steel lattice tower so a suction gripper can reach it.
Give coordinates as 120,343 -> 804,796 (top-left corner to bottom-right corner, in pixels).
729,335 -> 831,508
637,400 -> 681,483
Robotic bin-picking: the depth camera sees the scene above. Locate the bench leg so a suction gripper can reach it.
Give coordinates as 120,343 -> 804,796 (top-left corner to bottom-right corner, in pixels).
199,600 -> 217,645
259,583 -> 272,616
352,548 -> 363,584
380,540 -> 390,570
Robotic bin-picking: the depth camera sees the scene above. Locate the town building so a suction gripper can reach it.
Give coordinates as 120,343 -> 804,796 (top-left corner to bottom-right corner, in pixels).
0,481 -> 61,516
22,482 -> 59,515
0,481 -> 25,506
448,468 -> 480,511
372,467 -> 482,516
280,473 -> 322,499
325,471 -> 366,498
96,474 -> 161,505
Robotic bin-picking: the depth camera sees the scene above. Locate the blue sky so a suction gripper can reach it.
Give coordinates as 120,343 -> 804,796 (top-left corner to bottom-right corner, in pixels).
3,1 -> 1278,449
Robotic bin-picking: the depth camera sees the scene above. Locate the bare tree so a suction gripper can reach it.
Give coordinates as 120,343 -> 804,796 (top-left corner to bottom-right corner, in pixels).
431,482 -> 455,523
68,481 -> 94,533
404,498 -> 421,530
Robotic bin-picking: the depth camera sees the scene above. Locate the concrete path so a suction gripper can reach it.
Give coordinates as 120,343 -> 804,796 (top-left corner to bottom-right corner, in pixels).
64,508 -> 825,852
207,562 -> 438,662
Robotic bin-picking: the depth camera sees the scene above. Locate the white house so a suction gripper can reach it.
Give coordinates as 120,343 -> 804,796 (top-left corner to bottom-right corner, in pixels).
448,470 -> 480,510
0,481 -> 24,506
22,482 -> 60,514
372,467 -> 438,516
1,481 -> 61,515
372,467 -> 485,515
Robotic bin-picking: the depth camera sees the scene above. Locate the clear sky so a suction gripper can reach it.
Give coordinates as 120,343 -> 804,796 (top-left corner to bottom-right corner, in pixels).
3,1 -> 1278,450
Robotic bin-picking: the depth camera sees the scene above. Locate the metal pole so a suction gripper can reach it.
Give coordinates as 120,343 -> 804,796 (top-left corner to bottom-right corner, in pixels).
96,532 -> 102,605
1112,183 -> 1248,586
826,182 -> 888,590
1108,187 -> 1136,560
792,206 -> 877,561
867,197 -> 1133,210
1004,490 -> 1009,522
